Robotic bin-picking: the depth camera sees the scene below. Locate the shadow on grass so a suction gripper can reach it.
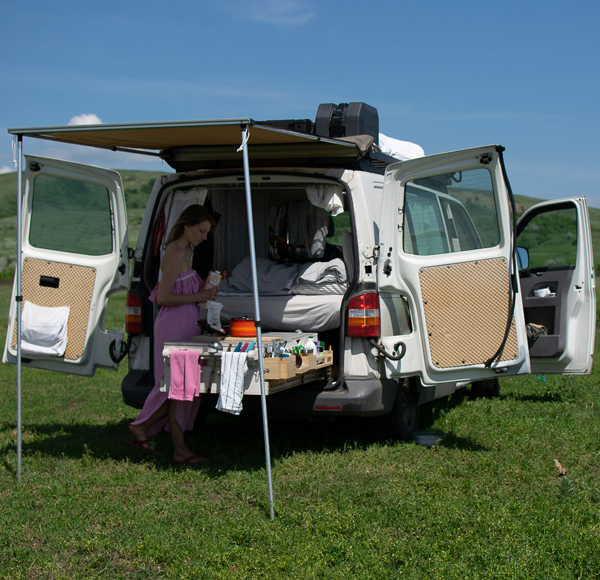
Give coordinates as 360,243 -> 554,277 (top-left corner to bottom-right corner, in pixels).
502,392 -> 563,403
438,433 -> 488,451
1,394 -> 490,475
0,412 -> 398,474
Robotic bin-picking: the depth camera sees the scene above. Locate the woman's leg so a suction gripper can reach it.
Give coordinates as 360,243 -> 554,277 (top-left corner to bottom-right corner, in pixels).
168,401 -> 207,463
129,403 -> 168,450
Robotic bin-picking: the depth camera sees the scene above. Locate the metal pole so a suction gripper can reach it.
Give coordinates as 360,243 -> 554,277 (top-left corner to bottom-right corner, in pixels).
15,136 -> 23,482
239,126 -> 275,519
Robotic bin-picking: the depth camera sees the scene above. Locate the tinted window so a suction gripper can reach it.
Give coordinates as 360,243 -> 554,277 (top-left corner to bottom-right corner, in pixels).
29,175 -> 113,255
403,187 -> 449,255
403,168 -> 499,255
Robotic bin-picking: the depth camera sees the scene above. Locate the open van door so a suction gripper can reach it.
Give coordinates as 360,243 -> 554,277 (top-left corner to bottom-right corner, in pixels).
516,197 -> 595,374
377,145 -> 531,386
3,156 -> 129,376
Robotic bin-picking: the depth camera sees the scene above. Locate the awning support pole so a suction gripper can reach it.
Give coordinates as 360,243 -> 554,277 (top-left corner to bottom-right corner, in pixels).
14,136 -> 23,483
239,125 -> 275,519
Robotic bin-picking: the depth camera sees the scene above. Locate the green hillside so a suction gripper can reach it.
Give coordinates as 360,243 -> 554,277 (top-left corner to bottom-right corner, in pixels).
0,169 -> 598,280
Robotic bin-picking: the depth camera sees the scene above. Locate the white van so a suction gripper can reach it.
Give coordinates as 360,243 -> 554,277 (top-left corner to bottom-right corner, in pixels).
4,103 -> 596,438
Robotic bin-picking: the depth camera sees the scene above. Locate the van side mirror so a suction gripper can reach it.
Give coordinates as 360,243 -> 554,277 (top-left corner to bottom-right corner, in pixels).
516,246 -> 529,269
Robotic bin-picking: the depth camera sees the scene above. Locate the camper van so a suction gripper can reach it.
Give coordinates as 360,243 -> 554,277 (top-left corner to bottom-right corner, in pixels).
4,103 -> 596,438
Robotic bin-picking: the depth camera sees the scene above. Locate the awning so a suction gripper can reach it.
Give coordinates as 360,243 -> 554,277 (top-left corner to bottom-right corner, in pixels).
8,120 -> 392,171
10,120 -> 292,518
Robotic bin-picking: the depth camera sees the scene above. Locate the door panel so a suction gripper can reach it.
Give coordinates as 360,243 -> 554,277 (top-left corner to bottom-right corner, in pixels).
378,145 -> 530,386
11,259 -> 96,361
517,197 -> 595,374
420,257 -> 519,368
3,155 -> 129,376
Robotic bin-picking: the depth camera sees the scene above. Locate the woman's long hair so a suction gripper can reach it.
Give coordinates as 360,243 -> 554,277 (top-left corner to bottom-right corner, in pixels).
164,204 -> 216,247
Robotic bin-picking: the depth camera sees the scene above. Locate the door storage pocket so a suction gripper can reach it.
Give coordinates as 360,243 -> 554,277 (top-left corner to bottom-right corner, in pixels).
21,301 -> 70,356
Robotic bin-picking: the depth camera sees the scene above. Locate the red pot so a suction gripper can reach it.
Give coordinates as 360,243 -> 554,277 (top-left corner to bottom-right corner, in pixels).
230,317 -> 256,337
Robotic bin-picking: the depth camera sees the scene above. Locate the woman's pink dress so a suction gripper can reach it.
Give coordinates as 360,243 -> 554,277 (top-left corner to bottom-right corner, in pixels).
131,268 -> 203,436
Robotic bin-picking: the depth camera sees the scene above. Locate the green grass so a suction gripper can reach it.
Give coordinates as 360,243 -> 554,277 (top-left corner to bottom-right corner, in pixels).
1,281 -> 599,578
1,169 -> 600,578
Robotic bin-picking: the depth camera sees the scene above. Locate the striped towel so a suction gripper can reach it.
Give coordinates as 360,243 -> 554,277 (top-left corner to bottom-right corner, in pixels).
216,352 -> 248,415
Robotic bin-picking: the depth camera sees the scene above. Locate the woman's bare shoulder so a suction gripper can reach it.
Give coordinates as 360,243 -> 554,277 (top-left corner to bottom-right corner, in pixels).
163,242 -> 185,259
159,243 -> 186,276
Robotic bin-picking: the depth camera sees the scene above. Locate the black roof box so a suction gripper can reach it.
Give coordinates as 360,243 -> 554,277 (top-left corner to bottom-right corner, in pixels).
315,102 -> 379,145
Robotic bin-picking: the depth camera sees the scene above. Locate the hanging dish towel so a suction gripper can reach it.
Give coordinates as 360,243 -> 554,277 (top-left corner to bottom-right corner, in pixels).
21,301 -> 70,357
169,350 -> 202,401
216,352 -> 248,415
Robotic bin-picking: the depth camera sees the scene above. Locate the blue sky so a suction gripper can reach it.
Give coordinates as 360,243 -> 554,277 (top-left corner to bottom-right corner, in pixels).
1,0 -> 599,206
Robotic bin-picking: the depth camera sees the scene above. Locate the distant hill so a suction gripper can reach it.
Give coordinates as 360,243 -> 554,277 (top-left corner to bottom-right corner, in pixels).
0,169 -> 598,280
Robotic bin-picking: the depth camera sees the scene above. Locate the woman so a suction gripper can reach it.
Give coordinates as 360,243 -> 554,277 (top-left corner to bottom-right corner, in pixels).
128,204 -> 219,464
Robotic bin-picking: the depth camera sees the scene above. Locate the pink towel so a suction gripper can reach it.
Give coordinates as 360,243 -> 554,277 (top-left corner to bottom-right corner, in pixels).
169,350 -> 202,401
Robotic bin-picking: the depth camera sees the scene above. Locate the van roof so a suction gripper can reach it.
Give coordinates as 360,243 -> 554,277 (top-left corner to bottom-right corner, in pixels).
8,119 -> 397,172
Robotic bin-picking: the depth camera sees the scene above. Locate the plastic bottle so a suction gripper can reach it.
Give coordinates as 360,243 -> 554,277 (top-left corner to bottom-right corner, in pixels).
304,336 -> 317,355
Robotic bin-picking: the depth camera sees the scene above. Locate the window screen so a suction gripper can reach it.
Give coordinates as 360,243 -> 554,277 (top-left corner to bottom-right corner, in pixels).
403,168 -> 499,256
29,175 -> 113,256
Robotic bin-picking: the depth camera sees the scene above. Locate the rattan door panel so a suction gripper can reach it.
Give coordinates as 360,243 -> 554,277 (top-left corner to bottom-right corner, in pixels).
419,258 -> 518,368
12,258 -> 96,361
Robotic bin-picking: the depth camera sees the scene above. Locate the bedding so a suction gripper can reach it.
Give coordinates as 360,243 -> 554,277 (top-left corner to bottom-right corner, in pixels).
199,294 -> 344,332
218,256 -> 348,296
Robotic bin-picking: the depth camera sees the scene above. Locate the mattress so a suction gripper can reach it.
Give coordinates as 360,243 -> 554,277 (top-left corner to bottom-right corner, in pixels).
199,294 -> 344,332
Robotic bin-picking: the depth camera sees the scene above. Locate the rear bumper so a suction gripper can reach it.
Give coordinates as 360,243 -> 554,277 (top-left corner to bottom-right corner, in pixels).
122,371 -> 397,417
258,377 -> 398,417
312,378 -> 397,416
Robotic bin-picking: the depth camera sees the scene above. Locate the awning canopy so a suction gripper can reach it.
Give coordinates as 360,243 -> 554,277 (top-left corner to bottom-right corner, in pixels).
8,119 -> 393,171
10,120 -> 282,517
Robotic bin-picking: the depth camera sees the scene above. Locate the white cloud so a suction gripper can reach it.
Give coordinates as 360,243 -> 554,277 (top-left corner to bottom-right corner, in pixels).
0,165 -> 14,174
223,0 -> 315,25
68,113 -> 103,126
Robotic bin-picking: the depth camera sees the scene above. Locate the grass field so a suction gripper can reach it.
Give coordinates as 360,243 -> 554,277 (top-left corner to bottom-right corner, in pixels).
1,281 -> 599,578
0,169 -> 599,578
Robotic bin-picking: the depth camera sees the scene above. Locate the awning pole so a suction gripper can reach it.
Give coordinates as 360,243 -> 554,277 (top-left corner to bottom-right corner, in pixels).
14,136 -> 23,482
239,125 -> 275,519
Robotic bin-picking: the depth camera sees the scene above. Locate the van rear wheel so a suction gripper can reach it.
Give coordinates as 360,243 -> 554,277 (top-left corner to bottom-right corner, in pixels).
470,378 -> 500,399
385,380 -> 420,441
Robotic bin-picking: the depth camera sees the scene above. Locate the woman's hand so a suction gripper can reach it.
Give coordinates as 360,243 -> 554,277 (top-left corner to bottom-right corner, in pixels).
196,285 -> 219,303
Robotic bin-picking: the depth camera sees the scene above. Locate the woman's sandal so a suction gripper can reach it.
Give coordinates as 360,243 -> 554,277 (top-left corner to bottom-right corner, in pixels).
123,438 -> 155,452
174,453 -> 208,464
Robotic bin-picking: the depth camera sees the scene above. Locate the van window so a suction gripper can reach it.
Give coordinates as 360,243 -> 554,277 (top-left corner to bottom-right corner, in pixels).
517,206 -> 577,268
403,168 -> 499,255
29,175 -> 113,256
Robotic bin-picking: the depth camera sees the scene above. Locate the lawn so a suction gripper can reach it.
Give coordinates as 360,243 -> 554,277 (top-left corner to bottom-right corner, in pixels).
0,282 -> 599,579
0,169 -> 599,579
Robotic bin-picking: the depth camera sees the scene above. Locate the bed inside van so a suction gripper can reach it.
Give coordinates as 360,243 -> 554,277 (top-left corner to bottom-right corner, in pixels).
144,172 -> 354,339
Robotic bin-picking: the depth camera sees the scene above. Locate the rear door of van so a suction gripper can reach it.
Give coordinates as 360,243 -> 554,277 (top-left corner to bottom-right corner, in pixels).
377,145 -> 531,386
516,197 -> 595,374
3,156 -> 129,375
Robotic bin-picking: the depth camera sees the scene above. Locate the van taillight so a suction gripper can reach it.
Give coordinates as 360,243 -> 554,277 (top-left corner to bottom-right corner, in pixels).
347,292 -> 381,337
126,293 -> 142,333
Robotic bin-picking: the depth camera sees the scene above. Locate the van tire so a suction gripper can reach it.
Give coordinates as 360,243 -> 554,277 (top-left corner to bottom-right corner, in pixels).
470,378 -> 500,399
385,380 -> 420,441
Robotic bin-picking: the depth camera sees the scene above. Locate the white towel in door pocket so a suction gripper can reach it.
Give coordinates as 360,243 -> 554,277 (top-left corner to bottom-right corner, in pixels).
21,301 -> 70,357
